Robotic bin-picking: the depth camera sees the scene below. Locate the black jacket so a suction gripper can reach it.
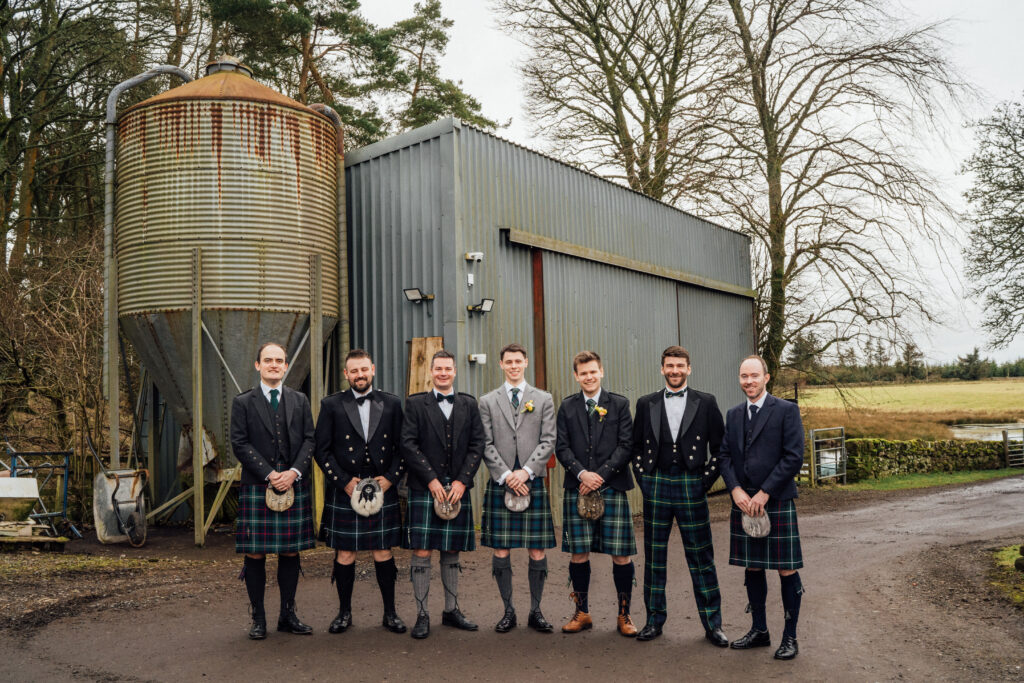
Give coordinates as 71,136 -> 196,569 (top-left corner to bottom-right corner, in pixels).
555,390 -> 634,492
314,389 -> 405,492
720,394 -> 804,501
400,391 -> 485,490
631,387 -> 724,493
230,385 -> 315,486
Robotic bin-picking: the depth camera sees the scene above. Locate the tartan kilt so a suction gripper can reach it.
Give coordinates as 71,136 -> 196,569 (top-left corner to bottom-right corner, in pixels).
235,479 -> 315,554
403,489 -> 476,552
480,478 -> 556,550
729,496 -> 803,570
561,488 -> 636,557
319,483 -> 402,551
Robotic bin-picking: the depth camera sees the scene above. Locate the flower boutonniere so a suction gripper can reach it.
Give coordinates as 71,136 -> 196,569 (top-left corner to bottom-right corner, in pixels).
594,405 -> 608,422
521,400 -> 535,414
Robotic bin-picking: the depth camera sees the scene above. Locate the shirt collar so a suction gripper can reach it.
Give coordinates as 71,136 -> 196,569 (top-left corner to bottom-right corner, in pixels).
504,381 -> 527,394
747,392 -> 769,410
582,388 -> 602,404
664,382 -> 689,395
433,388 -> 455,398
352,386 -> 372,399
260,382 -> 282,400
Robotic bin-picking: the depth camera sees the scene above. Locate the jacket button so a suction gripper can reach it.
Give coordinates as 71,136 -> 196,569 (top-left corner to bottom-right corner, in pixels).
697,436 -> 701,441
346,435 -> 350,439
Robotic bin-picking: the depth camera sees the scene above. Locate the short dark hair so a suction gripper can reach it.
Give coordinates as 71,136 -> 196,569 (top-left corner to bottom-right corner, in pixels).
499,343 -> 528,361
345,348 -> 373,365
256,341 -> 287,363
741,354 -> 768,373
572,350 -> 602,371
431,349 -> 456,368
661,345 -> 690,365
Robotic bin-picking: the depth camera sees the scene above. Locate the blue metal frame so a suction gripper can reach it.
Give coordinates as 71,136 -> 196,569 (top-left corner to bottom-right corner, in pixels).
3,441 -> 82,539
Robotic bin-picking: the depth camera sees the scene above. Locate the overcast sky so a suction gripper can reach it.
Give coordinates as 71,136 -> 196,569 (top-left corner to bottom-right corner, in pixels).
363,0 -> 1024,364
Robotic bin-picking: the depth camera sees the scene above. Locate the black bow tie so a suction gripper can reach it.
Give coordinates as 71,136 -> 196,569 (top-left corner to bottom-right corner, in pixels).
355,393 -> 371,405
436,393 -> 455,404
665,389 -> 686,398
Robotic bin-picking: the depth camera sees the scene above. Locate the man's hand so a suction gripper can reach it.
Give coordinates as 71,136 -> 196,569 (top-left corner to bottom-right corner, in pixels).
272,469 -> 298,492
731,487 -> 752,515
344,478 -> 357,497
428,478 -> 446,503
579,471 -> 603,494
748,490 -> 770,517
375,476 -> 392,493
507,469 -> 530,496
448,480 -> 467,504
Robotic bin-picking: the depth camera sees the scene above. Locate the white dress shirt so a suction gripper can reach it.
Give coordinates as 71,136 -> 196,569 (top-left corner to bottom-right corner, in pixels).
746,392 -> 769,421
664,384 -> 688,441
353,387 -> 372,438
259,381 -> 301,480
433,389 -> 455,419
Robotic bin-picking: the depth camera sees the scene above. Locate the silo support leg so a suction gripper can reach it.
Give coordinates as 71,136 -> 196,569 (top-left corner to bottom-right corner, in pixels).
192,248 -> 205,547
146,485 -> 194,522
309,254 -> 325,537
203,464 -> 241,536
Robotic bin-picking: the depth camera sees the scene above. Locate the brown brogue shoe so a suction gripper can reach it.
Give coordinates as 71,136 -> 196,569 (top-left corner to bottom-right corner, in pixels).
617,613 -> 638,637
562,610 -> 593,633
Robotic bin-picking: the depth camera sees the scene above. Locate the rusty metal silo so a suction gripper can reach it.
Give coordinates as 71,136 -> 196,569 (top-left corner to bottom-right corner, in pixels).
107,58 -> 345,544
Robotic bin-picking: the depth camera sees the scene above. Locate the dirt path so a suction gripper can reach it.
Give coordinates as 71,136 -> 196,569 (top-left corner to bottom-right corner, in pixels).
2,476 -> 1023,682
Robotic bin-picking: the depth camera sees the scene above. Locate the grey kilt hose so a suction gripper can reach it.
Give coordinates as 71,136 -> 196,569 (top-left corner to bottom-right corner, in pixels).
480,477 -> 556,550
640,469 -> 722,629
729,494 -> 803,570
235,478 -> 316,554
404,489 -> 476,552
561,488 -> 636,556
319,485 -> 402,550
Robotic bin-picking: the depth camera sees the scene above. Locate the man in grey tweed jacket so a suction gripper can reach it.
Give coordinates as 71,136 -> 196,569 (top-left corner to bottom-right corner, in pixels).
478,343 -> 557,634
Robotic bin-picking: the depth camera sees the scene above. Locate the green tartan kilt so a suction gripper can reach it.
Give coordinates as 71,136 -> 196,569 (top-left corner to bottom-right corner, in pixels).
728,495 -> 803,570
234,479 -> 316,554
403,489 -> 476,552
480,478 -> 556,550
561,488 -> 636,557
319,484 -> 402,551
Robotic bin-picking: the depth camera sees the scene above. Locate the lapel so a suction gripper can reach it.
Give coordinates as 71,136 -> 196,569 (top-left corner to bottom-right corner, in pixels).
341,391 -> 365,439
591,390 -> 610,445
424,393 -> 448,446
451,393 -> 467,449
649,393 -> 664,444
679,389 -> 700,438
516,385 -> 536,430
497,386 -> 517,430
574,392 -> 591,443
251,386 -> 275,437
748,395 -> 774,446
366,392 -> 383,443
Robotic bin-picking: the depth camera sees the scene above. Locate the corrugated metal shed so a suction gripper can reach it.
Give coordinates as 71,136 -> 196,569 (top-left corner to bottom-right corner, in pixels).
345,118 -> 755,522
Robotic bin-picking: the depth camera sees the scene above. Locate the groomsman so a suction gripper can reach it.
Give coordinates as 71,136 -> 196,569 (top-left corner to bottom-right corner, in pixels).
720,355 -> 806,660
230,341 -> 316,639
314,349 -> 406,635
478,343 -> 557,633
631,345 -> 729,646
555,350 -> 638,636
401,349 -> 486,639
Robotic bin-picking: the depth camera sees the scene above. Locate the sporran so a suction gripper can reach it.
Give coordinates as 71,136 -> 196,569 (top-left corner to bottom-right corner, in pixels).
265,485 -> 294,512
351,477 -> 384,517
433,482 -> 462,520
577,489 -> 605,520
504,485 -> 530,512
742,512 -> 771,538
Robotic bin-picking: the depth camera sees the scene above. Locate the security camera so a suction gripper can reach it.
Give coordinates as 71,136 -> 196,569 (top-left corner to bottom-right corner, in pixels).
464,252 -> 484,262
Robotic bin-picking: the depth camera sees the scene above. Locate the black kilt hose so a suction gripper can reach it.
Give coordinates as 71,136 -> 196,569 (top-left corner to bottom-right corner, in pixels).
320,484 -> 402,551
561,488 -> 636,557
235,476 -> 316,555
404,489 -> 476,552
728,494 -> 803,570
480,477 -> 556,550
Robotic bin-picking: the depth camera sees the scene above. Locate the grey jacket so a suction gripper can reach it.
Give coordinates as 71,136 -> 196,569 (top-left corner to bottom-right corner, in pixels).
479,384 -> 556,482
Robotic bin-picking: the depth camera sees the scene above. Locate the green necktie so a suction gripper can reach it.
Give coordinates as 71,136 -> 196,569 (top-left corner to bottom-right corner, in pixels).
586,398 -> 596,416
510,387 -> 520,410
270,388 -> 279,411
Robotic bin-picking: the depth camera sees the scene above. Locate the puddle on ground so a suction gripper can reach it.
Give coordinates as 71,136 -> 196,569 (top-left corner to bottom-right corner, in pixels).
949,424 -> 1024,442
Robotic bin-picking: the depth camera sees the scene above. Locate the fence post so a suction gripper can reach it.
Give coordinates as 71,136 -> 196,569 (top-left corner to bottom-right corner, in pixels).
1004,430 -> 1010,468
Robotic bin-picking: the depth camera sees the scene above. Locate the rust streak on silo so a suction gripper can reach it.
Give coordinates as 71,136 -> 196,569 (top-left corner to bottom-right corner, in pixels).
210,102 -> 223,201
286,114 -> 301,200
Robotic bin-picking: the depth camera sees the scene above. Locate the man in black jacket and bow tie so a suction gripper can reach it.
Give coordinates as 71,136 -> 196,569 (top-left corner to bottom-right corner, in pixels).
401,349 -> 486,639
315,349 -> 407,635
230,341 -> 316,640
630,345 -> 728,647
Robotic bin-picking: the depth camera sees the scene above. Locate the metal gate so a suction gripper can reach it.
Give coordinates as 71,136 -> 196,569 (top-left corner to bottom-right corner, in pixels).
810,427 -> 847,484
1004,429 -> 1024,468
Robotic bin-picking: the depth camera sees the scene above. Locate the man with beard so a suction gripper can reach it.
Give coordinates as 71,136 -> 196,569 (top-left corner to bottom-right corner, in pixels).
315,349 -> 406,635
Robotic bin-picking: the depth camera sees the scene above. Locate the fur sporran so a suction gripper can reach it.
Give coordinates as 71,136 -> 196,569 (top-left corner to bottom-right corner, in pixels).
351,477 -> 383,517
433,483 -> 462,520
265,485 -> 294,512
741,512 -> 771,538
504,485 -> 530,512
577,489 -> 605,520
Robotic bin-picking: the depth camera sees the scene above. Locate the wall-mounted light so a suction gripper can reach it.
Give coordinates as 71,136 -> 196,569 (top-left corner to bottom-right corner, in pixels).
404,287 -> 435,316
468,353 -> 487,365
466,298 -> 495,317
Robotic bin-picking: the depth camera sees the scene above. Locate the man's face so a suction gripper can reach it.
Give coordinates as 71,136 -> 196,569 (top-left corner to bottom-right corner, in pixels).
661,356 -> 690,389
431,357 -> 456,392
255,344 -> 288,387
739,359 -> 769,401
500,351 -> 528,385
573,360 -> 603,396
344,357 -> 375,393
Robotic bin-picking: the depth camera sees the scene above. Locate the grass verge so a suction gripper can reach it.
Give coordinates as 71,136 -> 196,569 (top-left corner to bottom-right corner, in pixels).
830,468 -> 1023,491
990,545 -> 1024,609
0,554 -> 200,580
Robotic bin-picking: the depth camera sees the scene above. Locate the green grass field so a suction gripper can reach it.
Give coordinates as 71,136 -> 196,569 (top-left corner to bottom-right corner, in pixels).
801,377 -> 1024,413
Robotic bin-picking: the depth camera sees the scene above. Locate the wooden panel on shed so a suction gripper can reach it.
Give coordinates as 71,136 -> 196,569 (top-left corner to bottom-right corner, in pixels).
406,337 -> 444,396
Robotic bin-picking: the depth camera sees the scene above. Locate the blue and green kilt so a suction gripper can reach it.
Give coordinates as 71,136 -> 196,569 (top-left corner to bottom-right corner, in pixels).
404,489 -> 476,552
480,478 -> 556,550
235,479 -> 316,554
729,495 -> 803,570
561,488 -> 636,556
319,483 -> 402,551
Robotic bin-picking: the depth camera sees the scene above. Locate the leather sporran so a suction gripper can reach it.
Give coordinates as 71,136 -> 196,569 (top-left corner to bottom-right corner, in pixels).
351,477 -> 384,517
433,483 -> 462,520
741,512 -> 771,538
577,489 -> 604,520
504,485 -> 530,512
265,485 -> 294,512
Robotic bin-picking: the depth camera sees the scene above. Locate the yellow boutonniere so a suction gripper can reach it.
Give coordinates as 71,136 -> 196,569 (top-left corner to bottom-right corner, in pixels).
521,400 -> 535,413
594,405 -> 608,422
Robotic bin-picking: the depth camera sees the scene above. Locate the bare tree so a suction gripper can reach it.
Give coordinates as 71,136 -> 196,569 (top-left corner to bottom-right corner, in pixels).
497,0 -> 734,204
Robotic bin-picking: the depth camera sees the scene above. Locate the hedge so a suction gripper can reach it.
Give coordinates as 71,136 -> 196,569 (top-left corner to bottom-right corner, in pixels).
844,439 -> 1007,482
